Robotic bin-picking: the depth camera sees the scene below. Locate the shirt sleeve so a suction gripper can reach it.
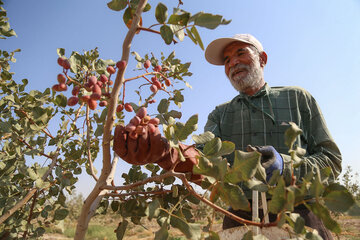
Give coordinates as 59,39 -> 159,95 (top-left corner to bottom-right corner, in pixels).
204,106 -> 222,138
282,91 -> 342,184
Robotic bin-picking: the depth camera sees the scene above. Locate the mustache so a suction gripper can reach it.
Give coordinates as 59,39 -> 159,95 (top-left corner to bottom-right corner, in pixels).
229,64 -> 250,79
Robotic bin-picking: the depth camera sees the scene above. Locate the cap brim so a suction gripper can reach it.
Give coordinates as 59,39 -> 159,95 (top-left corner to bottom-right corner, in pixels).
205,38 -> 236,65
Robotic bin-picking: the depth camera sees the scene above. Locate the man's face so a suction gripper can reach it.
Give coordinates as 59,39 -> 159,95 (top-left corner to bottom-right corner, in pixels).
223,41 -> 264,93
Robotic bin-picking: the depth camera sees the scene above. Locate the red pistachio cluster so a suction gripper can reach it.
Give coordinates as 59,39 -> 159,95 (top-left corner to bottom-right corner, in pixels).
125,107 -> 160,139
52,57 -> 129,110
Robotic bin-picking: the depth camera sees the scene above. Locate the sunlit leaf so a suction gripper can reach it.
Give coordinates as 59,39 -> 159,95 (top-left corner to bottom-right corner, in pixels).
190,26 -> 204,50
155,3 -> 168,24
268,177 -> 286,214
225,150 -> 260,183
192,131 -> 215,144
107,0 -> 127,11
219,182 -> 250,211
323,183 -> 355,212
160,25 -> 173,45
284,122 -> 303,149
203,137 -> 221,156
308,202 -> 341,233
115,220 -> 128,240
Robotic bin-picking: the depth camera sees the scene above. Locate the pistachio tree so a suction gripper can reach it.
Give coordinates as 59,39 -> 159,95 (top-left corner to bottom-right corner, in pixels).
0,0 -> 357,240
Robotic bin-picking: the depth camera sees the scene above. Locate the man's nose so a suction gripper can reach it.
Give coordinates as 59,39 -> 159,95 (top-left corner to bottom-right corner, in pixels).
228,57 -> 239,68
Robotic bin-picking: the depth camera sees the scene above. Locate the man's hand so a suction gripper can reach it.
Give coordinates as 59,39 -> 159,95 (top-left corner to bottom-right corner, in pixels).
113,123 -> 169,165
113,107 -> 202,182
248,145 -> 283,181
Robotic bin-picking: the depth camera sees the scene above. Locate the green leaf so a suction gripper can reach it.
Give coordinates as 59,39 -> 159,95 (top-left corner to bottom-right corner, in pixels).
246,179 -> 268,192
54,208 -> 69,221
219,182 -> 250,211
284,122 -> 303,149
215,141 -> 235,157
309,170 -> 324,198
170,24 -> 185,41
57,48 -> 65,57
242,231 -> 254,240
157,99 -> 169,114
268,177 -> 286,214
192,131 -> 215,144
54,94 -> 67,107
170,213 -> 202,240
143,3 -> 151,12
190,26 -> 204,50
205,231 -> 220,240
111,201 -> 120,212
115,220 -> 128,240
168,13 -> 190,26
35,179 -> 50,189
160,25 -> 173,45
186,28 -> 197,44
203,137 -> 221,156
194,13 -> 222,29
107,0 -> 127,11
308,202 -> 341,233
155,222 -> 169,240
176,114 -> 198,141
294,215 -> 305,234
146,199 -> 160,220
27,168 -> 38,180
225,150 -> 261,183
131,51 -> 143,62
123,7 -> 133,25
95,124 -> 104,137
155,3 -> 168,24
323,183 -> 355,212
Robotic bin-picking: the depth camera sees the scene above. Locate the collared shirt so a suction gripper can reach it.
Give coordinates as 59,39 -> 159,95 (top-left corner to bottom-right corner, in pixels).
204,83 -> 342,185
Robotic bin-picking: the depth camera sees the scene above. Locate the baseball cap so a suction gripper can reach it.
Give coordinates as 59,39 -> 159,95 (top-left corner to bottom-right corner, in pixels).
205,34 -> 264,65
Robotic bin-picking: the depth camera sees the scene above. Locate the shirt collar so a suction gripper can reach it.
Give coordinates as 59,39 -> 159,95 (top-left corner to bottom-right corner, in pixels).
236,83 -> 270,100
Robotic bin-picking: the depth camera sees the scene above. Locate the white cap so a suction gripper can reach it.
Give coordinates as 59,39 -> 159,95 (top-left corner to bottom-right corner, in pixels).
205,34 -> 264,65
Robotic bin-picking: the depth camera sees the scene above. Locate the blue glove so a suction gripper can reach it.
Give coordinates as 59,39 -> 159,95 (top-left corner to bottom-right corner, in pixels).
254,145 -> 283,181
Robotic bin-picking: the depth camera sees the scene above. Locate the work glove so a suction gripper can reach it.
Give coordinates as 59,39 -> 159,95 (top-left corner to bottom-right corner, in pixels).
248,145 -> 283,181
113,108 -> 201,182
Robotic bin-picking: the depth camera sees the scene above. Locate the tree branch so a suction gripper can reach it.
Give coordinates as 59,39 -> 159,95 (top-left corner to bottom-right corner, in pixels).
137,27 -> 178,44
105,189 -> 172,198
85,105 -> 98,181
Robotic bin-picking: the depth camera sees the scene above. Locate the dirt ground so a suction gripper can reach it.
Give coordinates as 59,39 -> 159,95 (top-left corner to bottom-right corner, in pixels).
41,216 -> 360,240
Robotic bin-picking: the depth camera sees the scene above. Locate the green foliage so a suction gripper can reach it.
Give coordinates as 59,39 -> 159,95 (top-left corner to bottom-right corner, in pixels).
1,1 -> 357,240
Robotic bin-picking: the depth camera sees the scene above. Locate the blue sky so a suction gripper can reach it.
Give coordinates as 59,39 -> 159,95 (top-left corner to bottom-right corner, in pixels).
3,0 -> 360,196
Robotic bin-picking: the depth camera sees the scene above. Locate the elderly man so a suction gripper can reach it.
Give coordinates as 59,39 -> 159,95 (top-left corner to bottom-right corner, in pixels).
114,34 -> 341,239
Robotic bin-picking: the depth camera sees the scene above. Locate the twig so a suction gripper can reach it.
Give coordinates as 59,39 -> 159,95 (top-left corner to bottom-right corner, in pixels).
105,189 -> 172,198
85,105 -> 98,181
17,138 -> 52,159
22,191 -> 38,239
18,109 -> 54,139
137,27 -> 178,44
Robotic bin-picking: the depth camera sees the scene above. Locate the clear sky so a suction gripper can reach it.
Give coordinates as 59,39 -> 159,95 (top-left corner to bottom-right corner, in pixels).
3,0 -> 360,196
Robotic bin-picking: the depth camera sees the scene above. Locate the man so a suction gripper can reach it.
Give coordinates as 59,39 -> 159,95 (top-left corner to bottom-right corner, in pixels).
114,34 -> 341,239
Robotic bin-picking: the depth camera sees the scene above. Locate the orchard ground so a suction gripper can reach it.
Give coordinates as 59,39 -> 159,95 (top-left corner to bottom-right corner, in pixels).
40,215 -> 360,240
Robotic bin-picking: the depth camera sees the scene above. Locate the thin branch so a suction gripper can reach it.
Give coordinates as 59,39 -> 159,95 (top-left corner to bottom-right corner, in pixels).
137,27 -> 178,44
22,191 -> 38,239
101,171 -> 175,191
100,169 -> 276,227
17,138 -> 52,159
85,105 -> 98,181
0,188 -> 37,225
19,109 -> 54,139
105,189 -> 172,198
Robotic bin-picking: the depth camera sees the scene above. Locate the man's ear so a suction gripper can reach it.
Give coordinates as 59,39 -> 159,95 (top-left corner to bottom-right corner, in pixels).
259,51 -> 268,67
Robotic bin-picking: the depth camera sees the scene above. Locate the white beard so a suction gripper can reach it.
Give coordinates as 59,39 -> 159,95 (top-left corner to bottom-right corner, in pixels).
228,62 -> 263,93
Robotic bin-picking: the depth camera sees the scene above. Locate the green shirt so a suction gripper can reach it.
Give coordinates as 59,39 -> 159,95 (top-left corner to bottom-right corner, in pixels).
204,83 -> 342,184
